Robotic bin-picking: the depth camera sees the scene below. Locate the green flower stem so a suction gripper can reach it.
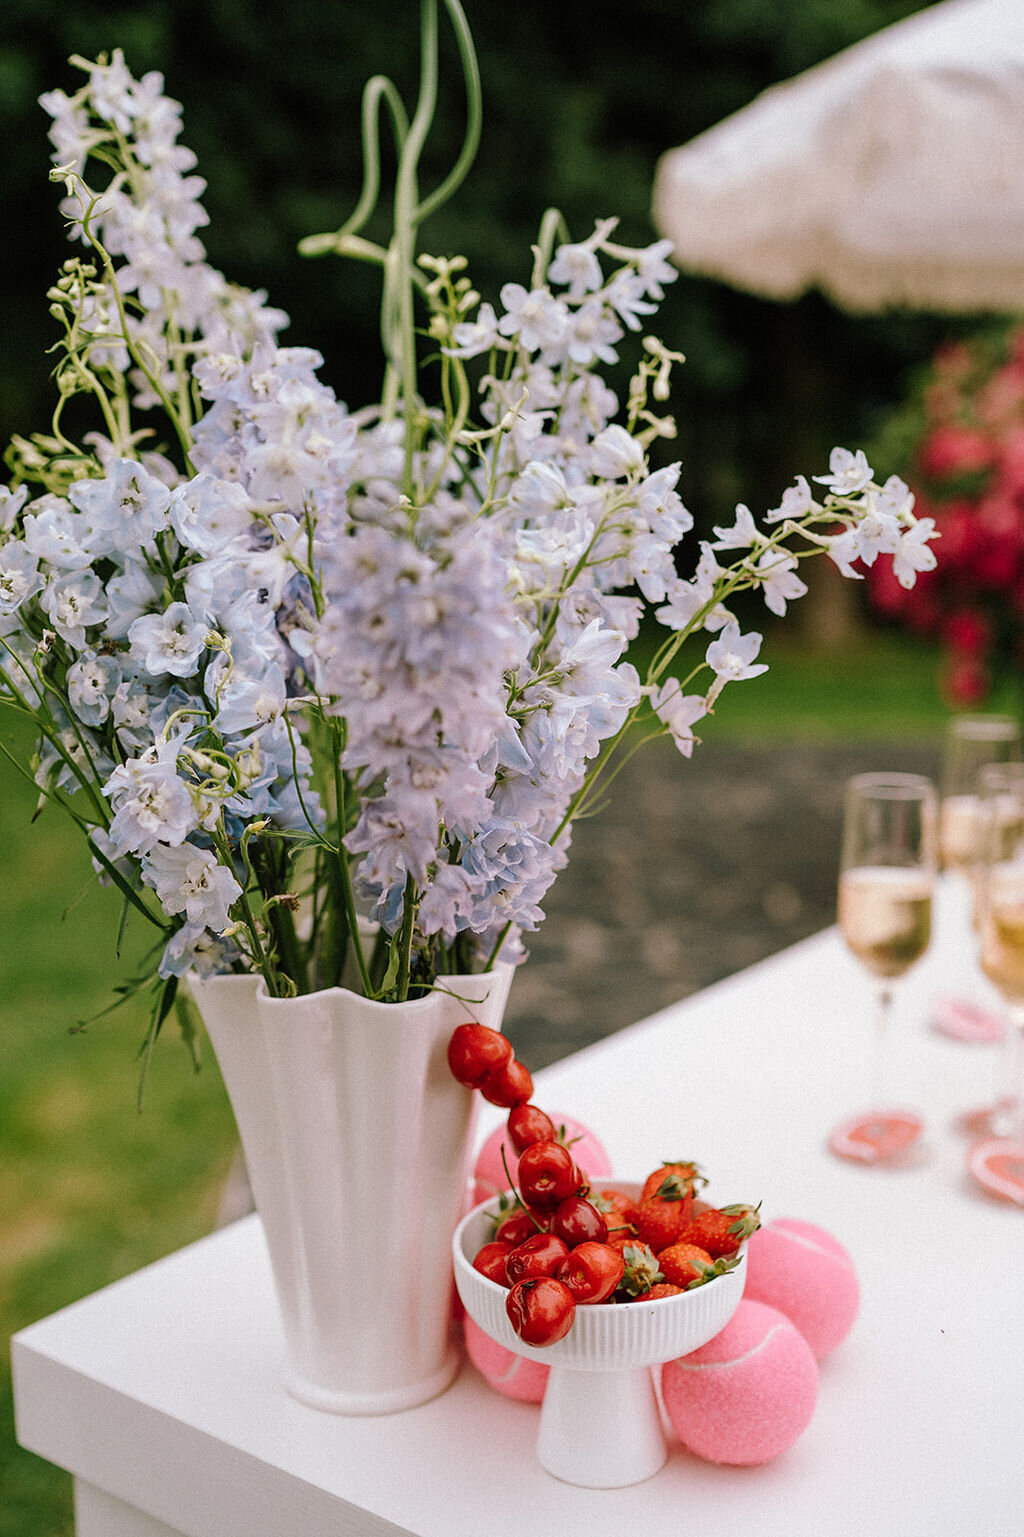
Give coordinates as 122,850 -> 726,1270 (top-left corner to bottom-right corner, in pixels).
413,0 -> 482,228
393,870 -> 419,1001
330,722 -> 373,996
530,207 -> 572,288
212,824 -> 279,995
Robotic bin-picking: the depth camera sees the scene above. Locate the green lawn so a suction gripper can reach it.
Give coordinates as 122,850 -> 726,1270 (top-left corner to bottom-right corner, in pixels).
1,716 -> 240,1537
0,628 -> 982,1534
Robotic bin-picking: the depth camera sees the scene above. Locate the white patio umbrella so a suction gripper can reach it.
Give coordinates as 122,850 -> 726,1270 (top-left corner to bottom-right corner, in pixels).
653,0 -> 1024,313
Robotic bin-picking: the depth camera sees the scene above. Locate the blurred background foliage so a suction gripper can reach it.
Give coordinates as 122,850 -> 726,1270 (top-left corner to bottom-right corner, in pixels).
0,0 -> 984,551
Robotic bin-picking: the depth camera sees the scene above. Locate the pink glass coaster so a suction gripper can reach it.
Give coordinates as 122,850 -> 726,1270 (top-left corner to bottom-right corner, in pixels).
931,996 -> 1004,1044
954,1096 -> 1017,1140
828,1111 -> 924,1164
967,1138 -> 1024,1207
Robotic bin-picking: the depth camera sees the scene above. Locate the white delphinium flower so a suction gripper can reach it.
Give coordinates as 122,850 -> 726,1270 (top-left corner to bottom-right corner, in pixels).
66,652 -> 121,726
169,474 -> 253,556
23,497 -> 94,569
711,503 -> 763,552
141,841 -> 241,931
67,458 -> 171,555
636,465 -> 693,544
497,283 -> 569,353
650,680 -> 706,758
158,921 -> 240,980
103,560 -> 165,639
893,518 -> 939,589
547,240 -> 604,299
208,655 -> 288,735
128,602 -> 210,677
0,542 -> 42,616
752,549 -> 808,617
559,300 -> 623,368
827,496 -> 903,577
0,485 -> 29,534
813,447 -> 873,497
103,733 -> 198,855
587,424 -> 644,480
704,620 -> 769,707
765,475 -> 815,524
633,238 -> 678,301
446,300 -> 501,359
39,570 -> 108,648
603,268 -> 658,332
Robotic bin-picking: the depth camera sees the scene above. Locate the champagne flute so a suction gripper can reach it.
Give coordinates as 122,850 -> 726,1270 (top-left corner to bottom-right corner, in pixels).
955,762 -> 1024,1136
934,714 -> 1020,1043
940,714 -> 1021,874
973,771 -> 1024,1149
829,772 -> 938,1164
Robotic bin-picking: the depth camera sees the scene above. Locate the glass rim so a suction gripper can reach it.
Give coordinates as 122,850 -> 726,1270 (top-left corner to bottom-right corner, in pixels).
946,714 -> 1020,742
846,771 -> 937,801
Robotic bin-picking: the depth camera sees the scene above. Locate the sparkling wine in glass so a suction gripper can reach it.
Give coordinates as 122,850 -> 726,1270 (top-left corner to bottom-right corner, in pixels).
829,773 -> 938,1164
972,774 -> 1024,1168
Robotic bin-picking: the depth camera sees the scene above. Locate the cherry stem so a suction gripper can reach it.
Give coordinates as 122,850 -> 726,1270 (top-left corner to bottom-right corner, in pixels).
499,1141 -> 545,1232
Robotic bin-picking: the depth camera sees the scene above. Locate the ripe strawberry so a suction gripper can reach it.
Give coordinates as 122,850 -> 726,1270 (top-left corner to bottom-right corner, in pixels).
639,1160 -> 705,1204
634,1174 -> 697,1252
659,1242 -> 743,1290
643,1283 -> 685,1300
678,1203 -> 761,1258
616,1240 -> 664,1299
657,1241 -> 715,1289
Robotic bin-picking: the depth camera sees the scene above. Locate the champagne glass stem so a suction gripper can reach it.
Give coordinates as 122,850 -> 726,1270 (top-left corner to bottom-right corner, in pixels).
870,985 -> 893,1107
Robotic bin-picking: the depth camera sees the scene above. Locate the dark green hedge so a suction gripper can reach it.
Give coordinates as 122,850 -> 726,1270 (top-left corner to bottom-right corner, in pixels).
0,0 -> 979,525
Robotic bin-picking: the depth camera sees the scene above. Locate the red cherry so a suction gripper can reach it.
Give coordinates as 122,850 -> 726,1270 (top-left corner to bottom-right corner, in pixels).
505,1277 -> 576,1346
550,1194 -> 608,1248
494,1208 -> 547,1247
447,1024 -> 513,1088
507,1103 -> 556,1153
504,1232 -> 571,1285
472,1241 -> 513,1285
479,1057 -> 534,1108
517,1140 -> 580,1211
557,1241 -> 625,1304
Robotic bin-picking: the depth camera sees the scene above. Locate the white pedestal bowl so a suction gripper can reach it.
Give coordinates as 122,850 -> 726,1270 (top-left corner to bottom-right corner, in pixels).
452,1186 -> 746,1487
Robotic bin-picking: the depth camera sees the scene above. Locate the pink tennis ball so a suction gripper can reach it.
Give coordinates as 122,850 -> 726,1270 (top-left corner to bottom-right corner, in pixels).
662,1299 -> 818,1466
463,1315 -> 550,1403
472,1113 -> 612,1205
743,1217 -> 860,1360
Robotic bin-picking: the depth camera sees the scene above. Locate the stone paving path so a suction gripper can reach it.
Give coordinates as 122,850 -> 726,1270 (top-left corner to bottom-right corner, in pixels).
505,738 -> 940,1068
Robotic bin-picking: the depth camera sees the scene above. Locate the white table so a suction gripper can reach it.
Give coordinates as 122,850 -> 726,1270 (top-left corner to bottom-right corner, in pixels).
12,881 -> 1024,1536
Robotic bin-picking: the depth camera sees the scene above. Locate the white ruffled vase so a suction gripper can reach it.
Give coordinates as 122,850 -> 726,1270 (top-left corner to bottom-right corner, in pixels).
189,963 -> 515,1415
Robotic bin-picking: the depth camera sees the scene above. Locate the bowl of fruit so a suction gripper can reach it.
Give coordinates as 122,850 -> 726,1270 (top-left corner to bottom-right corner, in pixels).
446,1023 -> 756,1486
452,1149 -> 753,1488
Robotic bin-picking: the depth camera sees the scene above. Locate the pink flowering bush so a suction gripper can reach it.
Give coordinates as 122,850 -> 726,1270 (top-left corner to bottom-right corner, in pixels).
867,325 -> 1024,705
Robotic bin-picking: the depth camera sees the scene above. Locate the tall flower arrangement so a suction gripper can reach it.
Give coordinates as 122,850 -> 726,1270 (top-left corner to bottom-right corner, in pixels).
0,4 -> 936,1067
867,323 -> 1024,705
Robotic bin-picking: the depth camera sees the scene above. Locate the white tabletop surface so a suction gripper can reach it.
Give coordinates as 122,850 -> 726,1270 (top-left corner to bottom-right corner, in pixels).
12,878 -> 1024,1536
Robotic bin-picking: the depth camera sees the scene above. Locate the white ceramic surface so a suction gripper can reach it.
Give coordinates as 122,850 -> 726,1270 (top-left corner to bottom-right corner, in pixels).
191,964 -> 514,1415
453,1185 -> 746,1486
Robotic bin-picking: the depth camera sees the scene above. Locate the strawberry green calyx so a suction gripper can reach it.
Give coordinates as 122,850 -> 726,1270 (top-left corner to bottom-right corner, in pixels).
685,1252 -> 742,1290
721,1202 -> 762,1241
617,1241 -> 664,1298
655,1173 -> 697,1202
